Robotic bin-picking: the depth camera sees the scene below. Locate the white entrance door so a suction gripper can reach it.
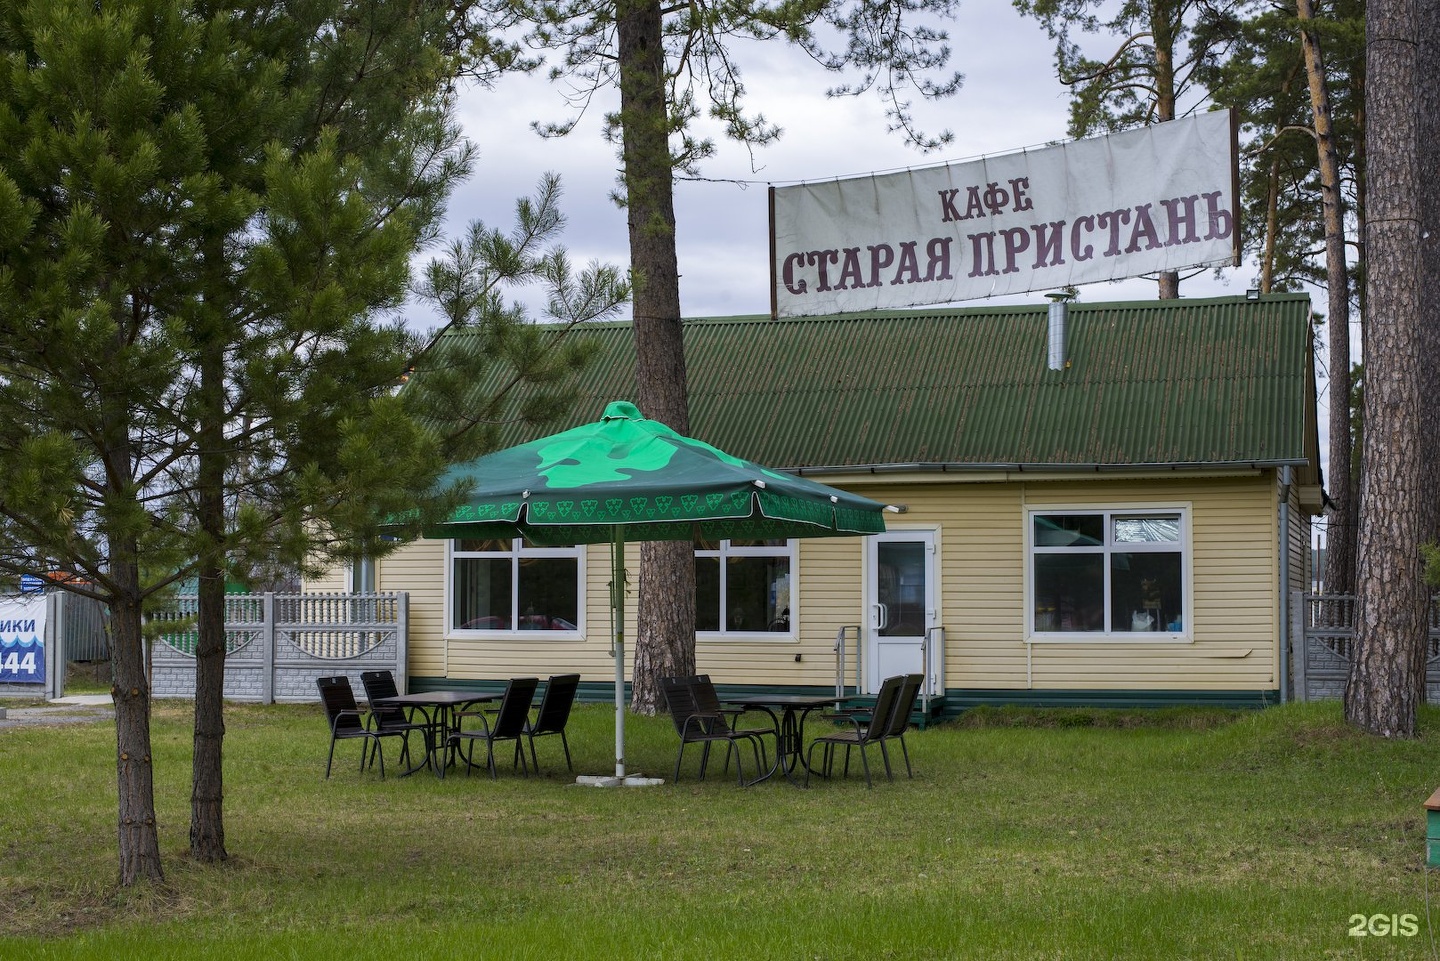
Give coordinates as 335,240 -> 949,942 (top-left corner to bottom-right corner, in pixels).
865,530 -> 939,695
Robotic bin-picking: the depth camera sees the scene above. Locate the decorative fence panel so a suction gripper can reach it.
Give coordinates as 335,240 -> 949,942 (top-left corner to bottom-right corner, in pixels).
1292,592 -> 1440,701
149,592 -> 408,704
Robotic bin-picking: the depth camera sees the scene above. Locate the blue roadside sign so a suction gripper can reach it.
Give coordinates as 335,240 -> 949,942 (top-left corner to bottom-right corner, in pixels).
0,594 -> 45,684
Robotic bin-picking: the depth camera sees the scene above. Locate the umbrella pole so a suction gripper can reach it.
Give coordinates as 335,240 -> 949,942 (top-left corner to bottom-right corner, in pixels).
612,526 -> 625,779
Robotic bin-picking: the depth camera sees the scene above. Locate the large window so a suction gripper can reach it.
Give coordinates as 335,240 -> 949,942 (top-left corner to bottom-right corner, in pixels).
451,539 -> 582,634
1030,510 -> 1187,638
696,539 -> 794,637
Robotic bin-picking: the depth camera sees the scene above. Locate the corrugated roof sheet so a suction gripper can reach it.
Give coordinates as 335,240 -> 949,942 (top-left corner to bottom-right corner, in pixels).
429,294 -> 1315,472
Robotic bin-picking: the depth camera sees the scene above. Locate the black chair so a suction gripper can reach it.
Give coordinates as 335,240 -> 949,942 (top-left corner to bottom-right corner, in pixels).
317,675 -> 388,779
878,673 -> 924,780
805,673 -> 917,788
693,674 -> 775,770
523,674 -> 581,773
359,670 -> 435,772
660,675 -> 769,786
452,677 -> 539,778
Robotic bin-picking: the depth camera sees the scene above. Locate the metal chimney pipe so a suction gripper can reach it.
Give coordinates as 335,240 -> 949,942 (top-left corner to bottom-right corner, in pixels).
1046,293 -> 1069,370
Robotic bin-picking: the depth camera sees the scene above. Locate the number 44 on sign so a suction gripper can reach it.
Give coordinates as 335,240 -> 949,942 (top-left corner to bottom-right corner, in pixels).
0,638 -> 43,683
2,646 -> 39,676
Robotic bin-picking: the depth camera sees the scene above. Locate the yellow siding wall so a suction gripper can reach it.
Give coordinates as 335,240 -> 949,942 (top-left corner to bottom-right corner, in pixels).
377,538 -> 446,678
857,473 -> 1278,693
695,535 -> 869,687
1285,475 -> 1310,595
308,565 -> 348,593
364,472 -> 1283,693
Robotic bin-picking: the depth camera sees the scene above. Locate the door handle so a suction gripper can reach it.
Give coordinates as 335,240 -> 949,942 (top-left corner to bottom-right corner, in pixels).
872,602 -> 889,630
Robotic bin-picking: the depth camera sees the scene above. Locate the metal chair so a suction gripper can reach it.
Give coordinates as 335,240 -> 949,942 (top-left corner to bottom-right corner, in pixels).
451,677 -> 539,778
805,673 -> 919,787
523,674 -> 581,772
316,675 -> 388,779
693,674 -> 774,773
359,670 -> 435,772
876,673 -> 923,780
660,675 -> 769,786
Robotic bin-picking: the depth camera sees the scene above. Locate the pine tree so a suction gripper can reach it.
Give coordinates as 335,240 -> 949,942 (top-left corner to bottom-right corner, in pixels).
0,0 -> 624,883
1296,0 -> 1363,597
1014,0 -> 1249,298
448,0 -> 964,712
1195,0 -> 1364,594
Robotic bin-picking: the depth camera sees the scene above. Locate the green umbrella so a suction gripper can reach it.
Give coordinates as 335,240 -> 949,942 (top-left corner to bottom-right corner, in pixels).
422,400 -> 891,782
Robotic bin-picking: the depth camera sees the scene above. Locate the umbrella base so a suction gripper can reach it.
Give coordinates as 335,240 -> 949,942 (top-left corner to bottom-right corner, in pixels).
575,774 -> 665,788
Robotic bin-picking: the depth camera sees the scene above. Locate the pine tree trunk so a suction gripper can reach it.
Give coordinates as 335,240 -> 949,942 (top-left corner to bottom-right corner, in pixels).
190,559 -> 226,858
1153,1 -> 1180,300
1260,157 -> 1280,293
632,541 -> 696,699
617,0 -> 695,714
110,570 -> 165,885
1416,0 -> 1440,546
1346,0 -> 1427,736
190,304 -> 228,862
190,552 -> 228,861
1297,0 -> 1358,595
100,354 -> 165,885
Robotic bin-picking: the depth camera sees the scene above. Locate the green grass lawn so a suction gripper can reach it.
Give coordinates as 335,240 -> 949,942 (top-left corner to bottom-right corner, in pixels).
2,699 -> 1438,960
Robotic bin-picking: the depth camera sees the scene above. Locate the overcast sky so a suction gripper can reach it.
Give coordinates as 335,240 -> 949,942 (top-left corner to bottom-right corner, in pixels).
433,4 -> 1259,326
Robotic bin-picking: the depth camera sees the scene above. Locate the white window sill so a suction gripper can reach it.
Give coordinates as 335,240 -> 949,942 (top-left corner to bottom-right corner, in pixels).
1027,632 -> 1192,644
447,629 -> 584,641
697,632 -> 798,644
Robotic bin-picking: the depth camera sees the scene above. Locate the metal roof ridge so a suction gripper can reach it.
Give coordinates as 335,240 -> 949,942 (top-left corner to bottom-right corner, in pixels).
785,459 -> 1311,475
543,292 -> 1313,331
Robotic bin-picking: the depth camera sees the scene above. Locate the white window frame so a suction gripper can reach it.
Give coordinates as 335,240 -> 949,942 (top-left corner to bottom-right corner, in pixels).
695,538 -> 798,642
1026,504 -> 1192,643
446,538 -> 585,638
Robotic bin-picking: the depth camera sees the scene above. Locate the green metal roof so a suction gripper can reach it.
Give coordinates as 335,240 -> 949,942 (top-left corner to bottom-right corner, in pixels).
432,293 -> 1317,473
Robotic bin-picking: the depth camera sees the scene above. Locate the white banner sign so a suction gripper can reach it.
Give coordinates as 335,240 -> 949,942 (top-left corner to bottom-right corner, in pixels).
770,110 -> 1238,317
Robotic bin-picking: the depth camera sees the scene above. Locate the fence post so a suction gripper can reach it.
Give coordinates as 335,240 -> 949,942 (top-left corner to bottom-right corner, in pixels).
1291,590 -> 1307,703
261,592 -> 276,705
45,591 -> 62,700
397,593 -> 409,694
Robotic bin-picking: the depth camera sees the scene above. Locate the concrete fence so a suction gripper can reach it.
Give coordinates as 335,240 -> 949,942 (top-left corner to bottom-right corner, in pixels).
149,592 -> 408,703
1291,592 -> 1440,701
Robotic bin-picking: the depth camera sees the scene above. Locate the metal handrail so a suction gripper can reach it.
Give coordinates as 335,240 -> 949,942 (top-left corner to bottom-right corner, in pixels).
833,625 -> 862,700
923,626 -> 945,719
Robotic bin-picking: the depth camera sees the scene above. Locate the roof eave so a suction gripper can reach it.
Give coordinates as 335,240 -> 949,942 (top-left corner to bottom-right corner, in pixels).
786,459 -> 1311,477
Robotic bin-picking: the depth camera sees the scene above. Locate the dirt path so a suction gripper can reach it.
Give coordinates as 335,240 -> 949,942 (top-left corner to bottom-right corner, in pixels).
0,695 -> 113,730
